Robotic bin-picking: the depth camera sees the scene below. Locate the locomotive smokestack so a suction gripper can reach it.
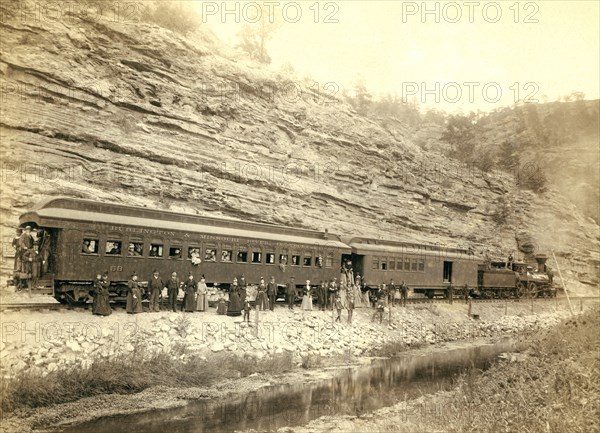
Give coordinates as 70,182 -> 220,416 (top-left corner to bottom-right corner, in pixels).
534,254 -> 548,272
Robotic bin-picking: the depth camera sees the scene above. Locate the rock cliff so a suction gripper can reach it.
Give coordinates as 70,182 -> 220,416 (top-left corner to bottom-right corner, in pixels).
0,3 -> 598,292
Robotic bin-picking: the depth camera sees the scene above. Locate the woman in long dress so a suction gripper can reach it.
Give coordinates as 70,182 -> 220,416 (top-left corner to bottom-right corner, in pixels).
255,278 -> 269,311
184,273 -> 197,312
216,295 -> 227,315
196,276 -> 209,312
126,273 -> 143,314
301,280 -> 313,311
353,283 -> 364,308
227,287 -> 242,316
93,273 -> 112,316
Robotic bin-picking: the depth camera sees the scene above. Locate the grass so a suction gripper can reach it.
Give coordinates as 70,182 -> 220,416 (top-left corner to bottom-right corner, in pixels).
362,307 -> 600,433
0,346 -> 293,415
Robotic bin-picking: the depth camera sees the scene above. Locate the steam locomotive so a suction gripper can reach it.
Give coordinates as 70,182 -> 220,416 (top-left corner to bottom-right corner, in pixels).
10,197 -> 556,304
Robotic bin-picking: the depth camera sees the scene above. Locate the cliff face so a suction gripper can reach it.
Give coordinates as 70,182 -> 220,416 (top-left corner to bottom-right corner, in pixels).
0,4 -> 598,292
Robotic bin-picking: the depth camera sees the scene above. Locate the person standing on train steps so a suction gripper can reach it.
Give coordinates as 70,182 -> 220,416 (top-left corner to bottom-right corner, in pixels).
286,277 -> 296,310
126,272 -> 143,314
166,272 -> 180,312
267,276 -> 277,310
183,272 -> 197,312
147,270 -> 164,312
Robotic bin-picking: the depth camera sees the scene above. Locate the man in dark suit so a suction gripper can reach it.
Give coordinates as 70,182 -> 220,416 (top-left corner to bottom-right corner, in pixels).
165,271 -> 180,312
148,270 -> 164,312
267,276 -> 277,311
286,277 -> 296,309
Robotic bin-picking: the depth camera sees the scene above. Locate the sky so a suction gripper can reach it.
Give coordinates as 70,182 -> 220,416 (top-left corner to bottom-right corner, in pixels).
199,1 -> 600,113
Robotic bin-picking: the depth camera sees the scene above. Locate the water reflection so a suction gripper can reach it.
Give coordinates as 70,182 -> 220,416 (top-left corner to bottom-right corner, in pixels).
62,340 -> 516,433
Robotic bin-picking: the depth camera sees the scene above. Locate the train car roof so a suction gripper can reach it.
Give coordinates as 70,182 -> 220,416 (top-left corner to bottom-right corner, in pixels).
343,236 -> 476,260
19,197 -> 350,250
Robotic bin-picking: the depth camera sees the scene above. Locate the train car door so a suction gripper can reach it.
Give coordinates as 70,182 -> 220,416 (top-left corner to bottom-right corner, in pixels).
351,254 -> 364,278
443,261 -> 453,283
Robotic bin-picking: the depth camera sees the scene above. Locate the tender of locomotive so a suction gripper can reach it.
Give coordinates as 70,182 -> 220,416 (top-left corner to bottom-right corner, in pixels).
16,197 -> 350,304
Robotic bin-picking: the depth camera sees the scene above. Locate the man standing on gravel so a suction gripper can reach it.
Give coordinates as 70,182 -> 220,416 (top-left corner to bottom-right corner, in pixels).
400,281 -> 408,307
267,276 -> 277,311
166,271 -> 180,312
147,270 -> 164,312
286,277 -> 296,309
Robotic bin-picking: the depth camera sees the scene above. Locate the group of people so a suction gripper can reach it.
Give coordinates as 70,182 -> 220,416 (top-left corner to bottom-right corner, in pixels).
91,270 -> 210,316
12,226 -> 50,292
89,269 -> 414,324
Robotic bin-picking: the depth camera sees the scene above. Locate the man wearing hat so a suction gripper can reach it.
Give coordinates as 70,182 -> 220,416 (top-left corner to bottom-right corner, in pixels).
126,272 -> 143,314
267,276 -> 277,311
147,270 -> 164,312
165,271 -> 180,312
328,278 -> 338,310
285,277 -> 296,310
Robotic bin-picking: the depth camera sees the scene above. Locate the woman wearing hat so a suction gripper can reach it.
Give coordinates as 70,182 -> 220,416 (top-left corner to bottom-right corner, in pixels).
301,280 -> 313,311
227,281 -> 242,317
93,272 -> 112,316
183,272 -> 197,312
126,272 -> 143,314
196,275 -> 209,312
255,277 -> 269,311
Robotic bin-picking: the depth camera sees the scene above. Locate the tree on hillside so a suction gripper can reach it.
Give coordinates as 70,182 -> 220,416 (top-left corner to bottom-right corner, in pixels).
497,140 -> 519,172
352,76 -> 372,116
236,5 -> 281,64
441,114 -> 477,160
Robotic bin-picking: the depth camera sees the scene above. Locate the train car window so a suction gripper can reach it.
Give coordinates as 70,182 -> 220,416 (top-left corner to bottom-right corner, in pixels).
169,247 -> 182,259
252,251 -> 262,263
127,241 -> 144,257
266,252 -> 275,264
303,256 -> 312,266
325,253 -> 333,268
380,258 -> 387,270
279,254 -> 288,265
221,247 -> 233,263
418,259 -> 425,272
106,240 -> 122,256
204,246 -> 217,262
291,255 -> 300,266
372,258 -> 379,270
316,255 -> 324,268
149,244 -> 163,258
188,247 -> 201,264
237,247 -> 248,263
389,260 -> 396,270
82,238 -> 99,254
404,258 -> 410,271
411,259 -> 418,271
